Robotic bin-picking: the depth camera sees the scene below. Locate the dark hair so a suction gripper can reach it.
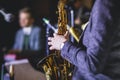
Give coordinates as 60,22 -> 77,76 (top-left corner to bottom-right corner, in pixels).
19,7 -> 34,18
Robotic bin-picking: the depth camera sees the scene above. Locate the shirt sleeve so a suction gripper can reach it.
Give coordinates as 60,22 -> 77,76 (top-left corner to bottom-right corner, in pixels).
61,0 -> 119,73
13,30 -> 20,50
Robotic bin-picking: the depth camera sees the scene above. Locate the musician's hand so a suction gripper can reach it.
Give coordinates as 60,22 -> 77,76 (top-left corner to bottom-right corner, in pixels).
48,31 -> 69,50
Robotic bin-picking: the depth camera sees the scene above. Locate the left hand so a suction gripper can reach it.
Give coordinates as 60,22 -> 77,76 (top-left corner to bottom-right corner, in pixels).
48,31 -> 69,50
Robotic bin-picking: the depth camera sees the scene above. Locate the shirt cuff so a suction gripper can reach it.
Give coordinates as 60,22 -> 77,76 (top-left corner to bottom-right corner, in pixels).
61,41 -> 72,58
60,43 -> 65,50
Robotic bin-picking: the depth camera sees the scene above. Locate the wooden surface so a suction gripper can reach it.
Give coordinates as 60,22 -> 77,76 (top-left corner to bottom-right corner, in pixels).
6,61 -> 46,80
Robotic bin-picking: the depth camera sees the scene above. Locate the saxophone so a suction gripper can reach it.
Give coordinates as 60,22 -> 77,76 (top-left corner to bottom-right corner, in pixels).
37,0 -> 73,80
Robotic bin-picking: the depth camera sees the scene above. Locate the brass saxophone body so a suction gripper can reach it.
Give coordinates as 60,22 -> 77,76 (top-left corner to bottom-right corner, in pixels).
58,0 -> 81,42
37,0 -> 73,80
57,0 -> 67,35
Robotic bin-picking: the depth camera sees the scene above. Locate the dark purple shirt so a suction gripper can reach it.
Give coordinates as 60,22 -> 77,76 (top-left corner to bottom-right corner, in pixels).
61,0 -> 120,80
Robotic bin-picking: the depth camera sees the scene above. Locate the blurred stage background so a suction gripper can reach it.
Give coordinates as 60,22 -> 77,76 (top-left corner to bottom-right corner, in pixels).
0,0 -> 90,79
0,0 -> 58,78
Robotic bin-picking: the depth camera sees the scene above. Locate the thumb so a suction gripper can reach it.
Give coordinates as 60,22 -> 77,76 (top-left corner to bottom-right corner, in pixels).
64,31 -> 69,37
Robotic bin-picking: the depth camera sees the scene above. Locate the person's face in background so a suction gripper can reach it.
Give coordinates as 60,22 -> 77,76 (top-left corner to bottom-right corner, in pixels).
74,0 -> 94,26
74,0 -> 82,10
82,0 -> 94,9
74,0 -> 93,10
19,12 -> 34,28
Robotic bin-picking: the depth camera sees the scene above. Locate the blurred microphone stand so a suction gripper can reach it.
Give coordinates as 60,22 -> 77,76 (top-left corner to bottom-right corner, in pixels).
43,18 -> 57,56
65,6 -> 75,43
1,47 -> 7,80
70,8 -> 75,42
0,8 -> 14,23
1,64 -> 4,80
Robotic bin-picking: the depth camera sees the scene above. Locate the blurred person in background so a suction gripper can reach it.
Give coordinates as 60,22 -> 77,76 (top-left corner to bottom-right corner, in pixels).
2,7 -> 45,80
75,7 -> 90,27
12,7 -> 46,68
72,0 -> 91,30
13,7 -> 44,51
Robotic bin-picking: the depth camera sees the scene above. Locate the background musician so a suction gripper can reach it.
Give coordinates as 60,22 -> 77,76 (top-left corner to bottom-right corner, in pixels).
4,8 -> 46,70
13,8 -> 44,51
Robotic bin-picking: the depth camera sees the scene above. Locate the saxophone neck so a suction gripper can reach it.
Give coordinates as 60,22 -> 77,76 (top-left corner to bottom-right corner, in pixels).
57,0 -> 68,35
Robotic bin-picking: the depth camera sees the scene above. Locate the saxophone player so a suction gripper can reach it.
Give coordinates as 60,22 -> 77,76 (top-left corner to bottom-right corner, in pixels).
48,0 -> 120,80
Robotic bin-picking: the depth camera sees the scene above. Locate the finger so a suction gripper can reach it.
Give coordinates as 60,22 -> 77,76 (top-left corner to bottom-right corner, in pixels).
64,31 -> 69,37
48,37 -> 53,41
48,42 -> 52,45
53,33 -> 57,37
50,46 -> 55,50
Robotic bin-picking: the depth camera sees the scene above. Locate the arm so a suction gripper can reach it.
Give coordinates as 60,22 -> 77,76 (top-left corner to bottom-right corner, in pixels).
34,27 -> 46,51
61,0 -> 119,73
13,31 -> 20,50
34,28 -> 40,50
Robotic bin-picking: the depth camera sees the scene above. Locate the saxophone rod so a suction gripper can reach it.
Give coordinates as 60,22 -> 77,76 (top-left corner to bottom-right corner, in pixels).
43,18 -> 80,42
67,25 -> 80,42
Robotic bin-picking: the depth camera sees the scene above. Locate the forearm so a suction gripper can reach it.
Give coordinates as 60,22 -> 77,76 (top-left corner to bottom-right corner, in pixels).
61,40 -> 113,77
61,41 -> 92,72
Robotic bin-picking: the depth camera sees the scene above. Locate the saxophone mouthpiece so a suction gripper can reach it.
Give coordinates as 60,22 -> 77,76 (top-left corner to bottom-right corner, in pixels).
43,18 -> 49,24
43,18 -> 57,33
